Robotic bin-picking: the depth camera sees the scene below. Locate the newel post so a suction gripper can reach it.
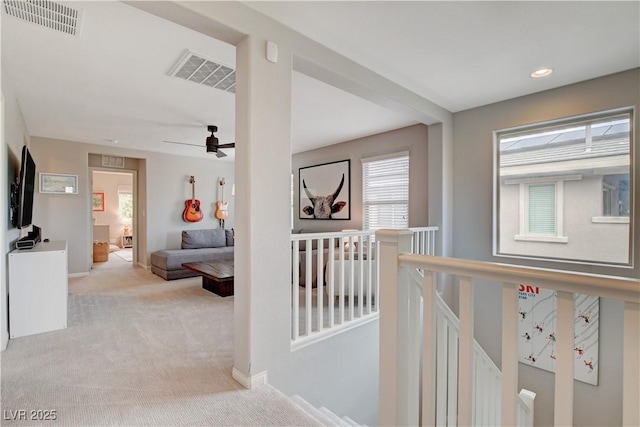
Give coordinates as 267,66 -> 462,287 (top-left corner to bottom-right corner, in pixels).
377,229 -> 413,427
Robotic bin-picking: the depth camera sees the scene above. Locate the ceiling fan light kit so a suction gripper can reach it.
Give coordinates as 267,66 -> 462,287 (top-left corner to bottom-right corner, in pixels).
206,125 -> 235,157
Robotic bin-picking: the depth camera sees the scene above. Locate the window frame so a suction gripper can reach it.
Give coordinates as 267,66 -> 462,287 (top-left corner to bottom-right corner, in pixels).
117,185 -> 133,221
493,108 -> 634,267
362,151 -> 410,231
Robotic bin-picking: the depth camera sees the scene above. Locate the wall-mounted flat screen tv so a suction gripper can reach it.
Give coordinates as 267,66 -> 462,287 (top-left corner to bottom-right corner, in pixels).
12,146 -> 36,229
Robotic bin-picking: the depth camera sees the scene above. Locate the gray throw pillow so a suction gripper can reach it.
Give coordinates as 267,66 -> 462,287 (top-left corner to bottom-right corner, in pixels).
182,229 -> 226,249
225,229 -> 234,246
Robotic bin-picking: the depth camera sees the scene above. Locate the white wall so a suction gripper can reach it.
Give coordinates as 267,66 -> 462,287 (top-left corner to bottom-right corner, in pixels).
29,136 -> 235,274
293,124 -> 430,232
452,69 -> 640,427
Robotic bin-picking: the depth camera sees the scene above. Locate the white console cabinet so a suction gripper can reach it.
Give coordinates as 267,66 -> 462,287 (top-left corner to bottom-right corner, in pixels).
8,241 -> 68,339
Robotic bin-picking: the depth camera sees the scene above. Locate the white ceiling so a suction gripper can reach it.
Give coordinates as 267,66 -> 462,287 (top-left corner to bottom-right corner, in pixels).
248,1 -> 640,112
2,1 -> 639,160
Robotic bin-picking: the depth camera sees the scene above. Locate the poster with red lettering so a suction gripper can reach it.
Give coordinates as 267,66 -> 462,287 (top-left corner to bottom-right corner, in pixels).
517,285 -> 599,385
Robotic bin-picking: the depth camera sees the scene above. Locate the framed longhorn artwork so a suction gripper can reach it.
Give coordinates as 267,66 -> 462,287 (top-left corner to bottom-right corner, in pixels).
299,159 -> 351,220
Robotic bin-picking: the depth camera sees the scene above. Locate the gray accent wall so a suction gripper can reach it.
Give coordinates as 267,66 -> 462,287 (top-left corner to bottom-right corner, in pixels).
452,69 -> 639,427
293,124 -> 430,232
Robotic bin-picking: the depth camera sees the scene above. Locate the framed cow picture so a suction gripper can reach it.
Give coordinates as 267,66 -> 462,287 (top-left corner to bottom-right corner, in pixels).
299,159 -> 351,220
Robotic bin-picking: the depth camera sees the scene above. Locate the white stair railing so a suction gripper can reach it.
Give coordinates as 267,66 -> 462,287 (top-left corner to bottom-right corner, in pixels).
405,267 -> 534,426
291,227 -> 437,350
378,229 -> 640,427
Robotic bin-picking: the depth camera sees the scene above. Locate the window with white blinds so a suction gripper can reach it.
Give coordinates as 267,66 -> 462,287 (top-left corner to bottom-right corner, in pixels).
362,152 -> 409,231
527,183 -> 556,234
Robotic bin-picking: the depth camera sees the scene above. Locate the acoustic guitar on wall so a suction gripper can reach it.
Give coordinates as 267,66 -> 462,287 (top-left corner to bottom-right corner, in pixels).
215,178 -> 229,225
183,176 -> 203,222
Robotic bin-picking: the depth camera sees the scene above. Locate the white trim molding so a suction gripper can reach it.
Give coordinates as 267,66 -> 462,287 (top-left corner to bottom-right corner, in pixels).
232,367 -> 268,389
514,234 -> 569,243
592,216 -> 630,224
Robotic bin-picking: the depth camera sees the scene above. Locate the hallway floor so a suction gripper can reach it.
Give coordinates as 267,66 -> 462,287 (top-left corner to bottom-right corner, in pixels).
1,260 -> 321,426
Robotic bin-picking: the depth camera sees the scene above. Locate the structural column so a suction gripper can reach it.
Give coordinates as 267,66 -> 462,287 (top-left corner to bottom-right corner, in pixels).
233,35 -> 292,387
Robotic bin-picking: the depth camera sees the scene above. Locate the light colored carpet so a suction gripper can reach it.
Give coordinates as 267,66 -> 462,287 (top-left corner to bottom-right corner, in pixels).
113,249 -> 133,262
1,260 -> 322,426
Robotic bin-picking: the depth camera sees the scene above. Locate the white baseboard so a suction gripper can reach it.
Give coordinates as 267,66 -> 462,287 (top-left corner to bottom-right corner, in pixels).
68,272 -> 89,278
232,367 -> 268,389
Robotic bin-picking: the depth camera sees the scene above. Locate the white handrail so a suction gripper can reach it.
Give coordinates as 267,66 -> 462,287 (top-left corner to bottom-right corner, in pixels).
398,253 -> 639,302
378,229 -> 640,427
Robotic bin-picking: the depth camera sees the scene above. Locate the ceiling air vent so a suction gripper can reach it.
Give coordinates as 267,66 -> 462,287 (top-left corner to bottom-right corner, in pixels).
3,0 -> 82,36
169,50 -> 236,94
102,156 -> 125,169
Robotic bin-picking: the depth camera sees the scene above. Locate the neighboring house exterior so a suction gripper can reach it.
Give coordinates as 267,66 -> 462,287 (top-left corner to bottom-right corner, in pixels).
498,114 -> 631,264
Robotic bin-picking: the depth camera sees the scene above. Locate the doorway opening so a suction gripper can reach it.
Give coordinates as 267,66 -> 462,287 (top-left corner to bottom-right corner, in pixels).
91,170 -> 135,266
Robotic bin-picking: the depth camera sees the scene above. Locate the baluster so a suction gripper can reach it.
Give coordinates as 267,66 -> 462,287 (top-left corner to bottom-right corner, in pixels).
458,276 -> 474,426
327,239 -> 335,329
398,269 -> 411,423
316,238 -> 324,332
374,240 -> 381,312
501,283 -> 519,427
555,291 -> 574,426
422,269 -> 437,427
348,236 -> 355,320
429,230 -> 435,255
339,237 -> 345,324
305,239 -> 312,336
366,236 -> 373,314
292,240 -> 299,340
407,282 -> 422,426
623,301 -> 640,426
358,236 -> 364,317
435,310 -> 448,424
447,321 -> 458,426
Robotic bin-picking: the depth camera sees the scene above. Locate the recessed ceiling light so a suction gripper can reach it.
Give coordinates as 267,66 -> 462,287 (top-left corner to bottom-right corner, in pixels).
531,68 -> 553,78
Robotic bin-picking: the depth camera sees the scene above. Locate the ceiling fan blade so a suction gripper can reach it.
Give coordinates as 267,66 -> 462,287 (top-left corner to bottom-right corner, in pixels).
163,140 -> 204,148
215,150 -> 228,158
216,142 -> 235,149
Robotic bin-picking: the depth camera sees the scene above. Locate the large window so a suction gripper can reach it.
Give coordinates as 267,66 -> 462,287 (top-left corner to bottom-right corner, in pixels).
362,152 -> 409,231
495,109 -> 632,265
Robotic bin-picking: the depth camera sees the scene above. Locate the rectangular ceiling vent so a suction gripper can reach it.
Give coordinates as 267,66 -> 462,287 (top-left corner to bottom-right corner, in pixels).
102,156 -> 125,169
169,50 -> 236,94
3,0 -> 82,36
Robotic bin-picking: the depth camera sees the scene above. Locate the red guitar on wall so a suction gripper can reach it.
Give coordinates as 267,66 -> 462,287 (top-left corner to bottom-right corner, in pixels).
182,176 -> 203,222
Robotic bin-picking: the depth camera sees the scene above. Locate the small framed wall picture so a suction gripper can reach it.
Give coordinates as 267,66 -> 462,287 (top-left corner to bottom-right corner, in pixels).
39,173 -> 78,194
92,192 -> 105,211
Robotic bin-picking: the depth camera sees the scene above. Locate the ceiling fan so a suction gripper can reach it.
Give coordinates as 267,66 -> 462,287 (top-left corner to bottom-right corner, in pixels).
162,125 -> 235,158
206,125 -> 235,158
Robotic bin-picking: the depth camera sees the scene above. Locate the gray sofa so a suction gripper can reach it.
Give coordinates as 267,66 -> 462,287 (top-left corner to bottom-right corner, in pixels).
151,228 -> 234,280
